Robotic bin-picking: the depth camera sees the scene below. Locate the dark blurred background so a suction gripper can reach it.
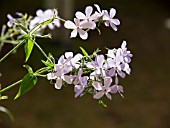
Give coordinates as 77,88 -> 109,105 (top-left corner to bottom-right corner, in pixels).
0,0 -> 170,128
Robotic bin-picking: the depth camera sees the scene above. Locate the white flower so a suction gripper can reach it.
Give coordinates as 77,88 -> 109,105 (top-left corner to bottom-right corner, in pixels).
86,55 -> 107,79
93,77 -> 116,100
29,9 -> 60,30
75,6 -> 99,29
64,18 -> 91,40
103,8 -> 120,31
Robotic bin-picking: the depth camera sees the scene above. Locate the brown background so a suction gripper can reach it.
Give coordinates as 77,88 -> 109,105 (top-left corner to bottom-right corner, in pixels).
0,0 -> 170,128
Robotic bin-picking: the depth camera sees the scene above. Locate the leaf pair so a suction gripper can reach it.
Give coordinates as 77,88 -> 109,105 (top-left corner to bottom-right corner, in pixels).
15,66 -> 37,99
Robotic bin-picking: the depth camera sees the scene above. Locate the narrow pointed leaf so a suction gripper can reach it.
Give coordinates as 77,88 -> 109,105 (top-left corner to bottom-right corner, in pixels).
24,38 -> 34,62
14,73 -> 37,100
41,60 -> 54,68
23,65 -> 33,73
80,47 -> 89,56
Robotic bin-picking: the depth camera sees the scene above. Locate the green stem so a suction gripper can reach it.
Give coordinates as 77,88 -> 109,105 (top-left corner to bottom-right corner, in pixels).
0,80 -> 22,94
33,41 -> 52,63
55,17 -> 66,22
0,40 -> 25,63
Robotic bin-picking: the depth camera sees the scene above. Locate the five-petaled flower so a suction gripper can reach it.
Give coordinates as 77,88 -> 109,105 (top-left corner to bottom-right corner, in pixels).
93,77 -> 119,100
103,8 -> 120,31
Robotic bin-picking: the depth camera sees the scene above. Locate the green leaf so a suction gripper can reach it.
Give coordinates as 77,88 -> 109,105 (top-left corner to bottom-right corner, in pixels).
23,65 -> 33,73
14,73 -> 37,100
29,17 -> 54,35
98,100 -> 107,107
80,47 -> 89,56
0,106 -> 14,121
24,38 -> 34,62
17,23 -> 28,34
41,60 -> 54,68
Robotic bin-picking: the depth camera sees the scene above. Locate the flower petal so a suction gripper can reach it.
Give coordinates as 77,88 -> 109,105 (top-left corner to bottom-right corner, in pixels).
75,11 -> 86,19
70,29 -> 78,38
110,8 -> 116,18
85,6 -> 93,17
64,20 -> 76,29
93,91 -> 104,99
92,81 -> 102,90
111,19 -> 120,25
55,77 -> 62,89
105,92 -> 112,100
97,55 -> 104,68
78,29 -> 88,40
104,77 -> 112,87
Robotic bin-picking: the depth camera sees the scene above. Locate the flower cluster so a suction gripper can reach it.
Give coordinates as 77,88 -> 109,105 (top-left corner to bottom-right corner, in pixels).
64,4 -> 120,40
47,41 -> 132,100
0,4 -> 133,107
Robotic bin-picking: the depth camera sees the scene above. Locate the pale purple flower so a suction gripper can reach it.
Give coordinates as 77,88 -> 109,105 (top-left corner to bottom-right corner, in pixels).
29,9 -> 60,30
47,52 -> 74,89
93,77 -> 115,100
94,4 -> 105,18
86,55 -> 106,79
64,18 -> 91,40
111,75 -> 124,98
7,14 -> 15,27
103,8 -> 120,31
73,68 -> 83,85
119,41 -> 133,64
71,53 -> 83,69
75,6 -> 99,29
74,76 -> 89,98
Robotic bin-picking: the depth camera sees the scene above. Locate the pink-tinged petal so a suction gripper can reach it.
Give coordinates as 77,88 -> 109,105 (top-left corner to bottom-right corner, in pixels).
92,81 -> 102,90
53,19 -> 61,27
90,12 -> 100,20
107,50 -> 115,58
97,55 -> 104,68
109,68 -> 116,77
104,77 -> 112,87
110,85 -> 117,94
117,70 -> 126,78
117,85 -> 124,93
85,6 -> 93,17
121,41 -> 127,49
104,21 -> 110,27
93,91 -> 104,99
55,77 -> 62,89
54,64 -> 61,71
70,29 -> 78,38
7,14 -> 13,20
110,23 -> 118,31
58,55 -> 65,65
65,52 -> 73,59
111,19 -> 120,25
47,73 -> 56,80
105,92 -> 112,100
78,29 -> 88,40
124,63 -> 131,74
75,11 -> 86,19
36,9 -> 43,17
103,10 -> 109,20
94,4 -> 101,13
48,24 -> 55,29
63,75 -> 74,84
107,58 -> 115,68
110,8 -> 116,18
64,20 -> 76,29
86,61 -> 95,68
